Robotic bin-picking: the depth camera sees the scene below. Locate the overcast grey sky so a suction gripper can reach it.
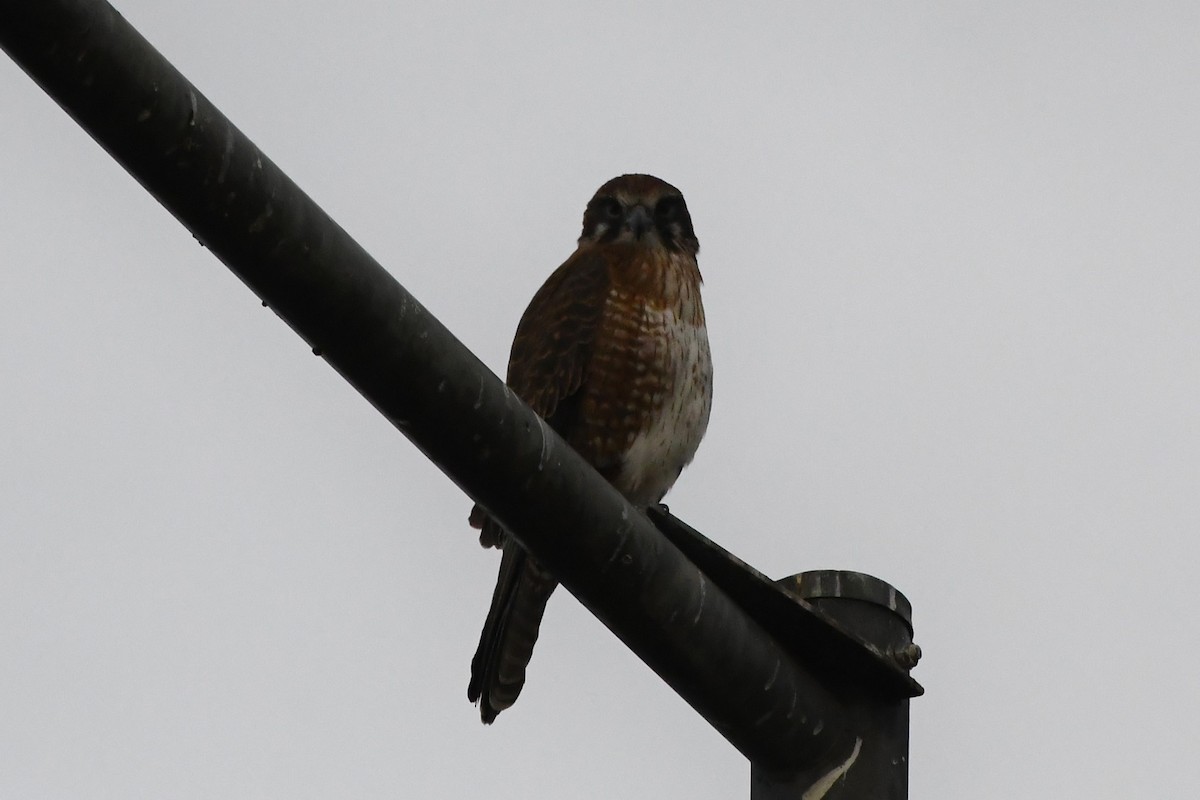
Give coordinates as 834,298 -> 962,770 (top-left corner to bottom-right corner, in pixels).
3,1 -> 1200,797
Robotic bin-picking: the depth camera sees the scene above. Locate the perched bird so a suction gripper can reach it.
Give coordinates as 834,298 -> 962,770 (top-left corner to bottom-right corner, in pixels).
467,174 -> 713,723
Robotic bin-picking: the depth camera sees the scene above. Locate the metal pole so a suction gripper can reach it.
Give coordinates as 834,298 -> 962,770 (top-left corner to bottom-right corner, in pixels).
751,571 -> 918,799
0,0 -> 861,777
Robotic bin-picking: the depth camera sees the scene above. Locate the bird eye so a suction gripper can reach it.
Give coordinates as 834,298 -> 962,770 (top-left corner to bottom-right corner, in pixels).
656,196 -> 681,220
599,197 -> 623,219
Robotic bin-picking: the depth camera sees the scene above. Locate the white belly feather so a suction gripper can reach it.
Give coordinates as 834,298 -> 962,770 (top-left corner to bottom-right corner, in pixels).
616,309 -> 712,507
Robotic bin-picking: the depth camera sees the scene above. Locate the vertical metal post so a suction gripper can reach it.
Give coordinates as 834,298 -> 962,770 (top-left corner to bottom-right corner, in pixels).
751,571 -> 918,800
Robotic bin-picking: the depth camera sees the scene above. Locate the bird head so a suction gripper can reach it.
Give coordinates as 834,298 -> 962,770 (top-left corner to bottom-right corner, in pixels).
578,174 -> 699,257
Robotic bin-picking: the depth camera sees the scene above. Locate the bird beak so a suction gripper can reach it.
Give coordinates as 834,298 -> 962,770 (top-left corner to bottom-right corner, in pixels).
625,205 -> 653,240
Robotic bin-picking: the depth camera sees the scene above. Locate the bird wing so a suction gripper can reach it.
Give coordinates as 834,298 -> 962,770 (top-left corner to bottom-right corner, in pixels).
506,246 -> 611,425
470,246 -> 610,548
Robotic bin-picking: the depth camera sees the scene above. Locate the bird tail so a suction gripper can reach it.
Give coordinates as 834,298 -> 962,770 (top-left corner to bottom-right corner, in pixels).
468,542 -> 557,723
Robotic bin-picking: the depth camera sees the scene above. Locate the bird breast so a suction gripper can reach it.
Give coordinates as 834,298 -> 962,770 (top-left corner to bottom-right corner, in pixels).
588,252 -> 712,507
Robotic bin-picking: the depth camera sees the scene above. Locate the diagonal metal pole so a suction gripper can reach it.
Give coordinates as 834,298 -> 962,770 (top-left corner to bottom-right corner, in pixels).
0,0 -> 858,779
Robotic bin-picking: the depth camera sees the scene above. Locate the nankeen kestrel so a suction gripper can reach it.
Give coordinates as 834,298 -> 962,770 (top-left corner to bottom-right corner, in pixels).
468,174 -> 712,723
